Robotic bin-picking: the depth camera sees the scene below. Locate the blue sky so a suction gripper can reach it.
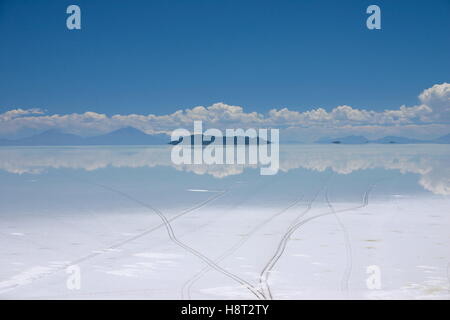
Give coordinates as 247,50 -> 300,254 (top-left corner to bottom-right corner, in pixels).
0,0 -> 449,140
0,0 -> 449,115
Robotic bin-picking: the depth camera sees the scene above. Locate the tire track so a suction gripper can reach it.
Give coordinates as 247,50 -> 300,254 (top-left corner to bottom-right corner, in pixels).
92,183 -> 265,300
167,175 -> 279,247
325,187 -> 352,293
258,185 -> 324,299
260,183 -> 373,299
181,193 -> 305,299
95,188 -> 228,252
0,183 -> 228,294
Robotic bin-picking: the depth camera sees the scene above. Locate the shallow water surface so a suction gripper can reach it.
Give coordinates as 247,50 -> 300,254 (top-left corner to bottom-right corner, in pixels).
0,145 -> 449,299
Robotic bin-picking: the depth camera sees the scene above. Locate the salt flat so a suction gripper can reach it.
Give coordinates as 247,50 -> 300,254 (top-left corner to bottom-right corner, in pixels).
0,145 -> 449,299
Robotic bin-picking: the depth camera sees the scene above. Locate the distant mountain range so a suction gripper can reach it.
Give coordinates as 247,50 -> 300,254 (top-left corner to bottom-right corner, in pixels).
0,127 -> 270,146
0,128 -> 449,146
0,127 -> 168,146
432,134 -> 450,144
315,134 -> 450,144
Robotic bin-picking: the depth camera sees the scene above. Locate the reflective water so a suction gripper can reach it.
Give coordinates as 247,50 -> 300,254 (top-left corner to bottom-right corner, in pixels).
0,145 -> 449,299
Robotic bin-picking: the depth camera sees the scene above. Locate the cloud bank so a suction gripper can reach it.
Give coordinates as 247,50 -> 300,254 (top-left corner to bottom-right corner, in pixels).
1,83 -> 449,141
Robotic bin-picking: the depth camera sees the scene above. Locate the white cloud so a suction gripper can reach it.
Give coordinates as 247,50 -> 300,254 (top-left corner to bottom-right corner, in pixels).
418,83 -> 450,121
0,83 -> 449,140
0,108 -> 43,121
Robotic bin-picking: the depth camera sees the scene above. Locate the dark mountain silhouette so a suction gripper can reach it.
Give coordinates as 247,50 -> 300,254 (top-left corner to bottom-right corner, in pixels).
169,134 -> 271,146
370,136 -> 423,144
315,135 -> 369,144
315,134 -> 450,144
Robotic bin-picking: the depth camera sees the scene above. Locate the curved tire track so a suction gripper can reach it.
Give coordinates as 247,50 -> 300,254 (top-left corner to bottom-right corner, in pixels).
181,193 -> 305,299
325,188 -> 352,293
260,184 -> 373,299
0,183 -> 228,294
94,183 -> 265,300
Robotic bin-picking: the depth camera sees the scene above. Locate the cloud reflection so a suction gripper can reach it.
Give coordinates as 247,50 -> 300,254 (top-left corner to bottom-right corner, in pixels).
0,145 -> 449,195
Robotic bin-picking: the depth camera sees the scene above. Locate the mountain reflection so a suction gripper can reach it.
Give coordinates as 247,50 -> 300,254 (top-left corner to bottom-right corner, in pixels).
0,145 -> 449,195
